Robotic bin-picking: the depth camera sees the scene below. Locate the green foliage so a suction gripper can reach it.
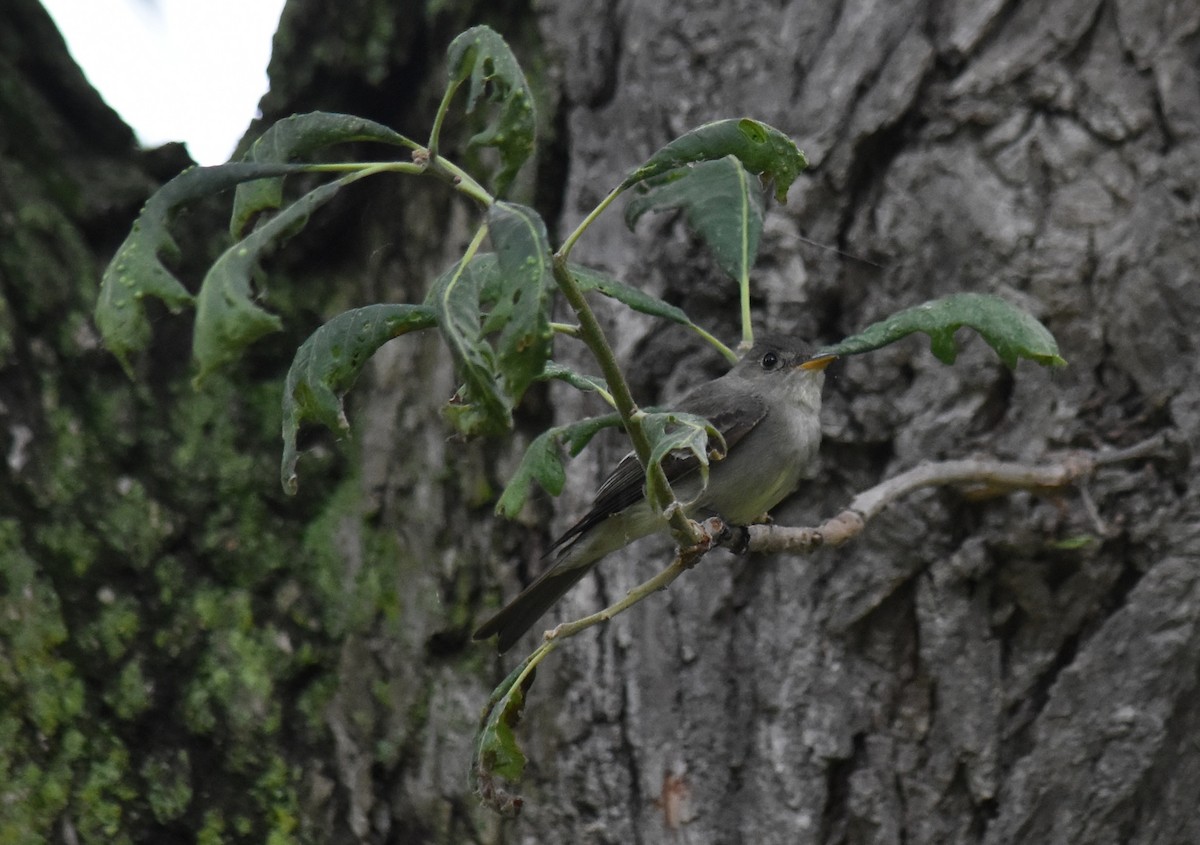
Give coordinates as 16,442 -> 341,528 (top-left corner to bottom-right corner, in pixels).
626,155 -> 766,283
486,202 -> 555,402
231,111 -> 417,237
96,162 -> 306,373
621,117 -> 808,202
430,250 -> 517,436
445,25 -> 537,194
495,413 -> 622,518
91,22 -> 1069,822
815,293 -> 1067,368
472,656 -> 536,815
281,303 -> 437,493
197,180 -> 345,383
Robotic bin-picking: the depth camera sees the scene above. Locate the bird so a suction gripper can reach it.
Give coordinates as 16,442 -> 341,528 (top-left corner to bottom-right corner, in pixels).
473,335 -> 832,652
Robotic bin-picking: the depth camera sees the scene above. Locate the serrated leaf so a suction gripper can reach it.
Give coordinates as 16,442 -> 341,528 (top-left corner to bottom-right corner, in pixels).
495,413 -> 622,518
815,293 -> 1068,369
96,162 -> 306,374
281,303 -> 436,494
488,202 -> 555,403
428,253 -> 512,436
232,112 -> 415,238
195,179 -> 348,383
446,26 -> 536,195
621,118 -> 808,203
625,155 -> 765,282
472,656 -> 536,802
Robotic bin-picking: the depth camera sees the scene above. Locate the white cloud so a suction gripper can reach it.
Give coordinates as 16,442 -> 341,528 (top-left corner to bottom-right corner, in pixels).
41,0 -> 286,165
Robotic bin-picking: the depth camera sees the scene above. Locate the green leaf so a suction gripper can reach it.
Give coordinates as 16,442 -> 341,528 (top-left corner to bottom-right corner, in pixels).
194,179 -> 347,383
487,202 -> 555,403
568,264 -> 694,326
231,112 -> 415,238
1050,535 -> 1099,550
537,361 -> 610,397
495,413 -> 622,518
446,26 -> 536,195
281,303 -> 436,494
643,410 -> 726,497
472,656 -> 537,815
625,155 -> 765,282
815,293 -> 1068,368
621,118 -> 808,203
96,162 -> 306,374
428,253 -> 512,436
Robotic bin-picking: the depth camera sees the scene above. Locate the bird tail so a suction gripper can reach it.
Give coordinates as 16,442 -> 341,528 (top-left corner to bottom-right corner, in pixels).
472,561 -> 594,654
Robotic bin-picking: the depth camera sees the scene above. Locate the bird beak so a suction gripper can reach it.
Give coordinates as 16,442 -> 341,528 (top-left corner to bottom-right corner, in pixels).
798,354 -> 837,371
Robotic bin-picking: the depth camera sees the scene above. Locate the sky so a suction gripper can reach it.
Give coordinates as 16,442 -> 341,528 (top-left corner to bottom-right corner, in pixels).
40,0 -> 287,165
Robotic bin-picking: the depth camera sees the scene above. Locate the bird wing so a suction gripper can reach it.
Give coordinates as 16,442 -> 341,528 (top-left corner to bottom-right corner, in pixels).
548,385 -> 769,555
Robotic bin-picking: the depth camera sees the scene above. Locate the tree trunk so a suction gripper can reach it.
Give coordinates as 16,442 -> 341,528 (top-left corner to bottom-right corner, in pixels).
4,0 -> 1197,843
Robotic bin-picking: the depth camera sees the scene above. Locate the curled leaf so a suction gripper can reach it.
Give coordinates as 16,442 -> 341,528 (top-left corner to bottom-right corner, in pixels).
472,656 -> 537,816
446,26 -> 536,194
281,303 -> 436,494
195,179 -> 347,383
537,361 -> 610,397
96,162 -> 305,374
643,410 -> 726,500
495,413 -> 622,519
621,118 -> 808,203
488,203 -> 555,404
428,253 -> 512,436
815,293 -> 1067,368
625,155 -> 765,283
232,112 -> 415,238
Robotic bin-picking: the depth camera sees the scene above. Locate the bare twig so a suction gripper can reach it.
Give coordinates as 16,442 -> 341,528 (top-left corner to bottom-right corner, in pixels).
541,517 -> 727,645
737,433 -> 1168,556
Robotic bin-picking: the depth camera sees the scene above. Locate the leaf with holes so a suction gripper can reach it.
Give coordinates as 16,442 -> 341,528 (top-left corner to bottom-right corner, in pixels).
626,155 -> 765,283
472,656 -> 537,816
446,26 -> 536,194
488,202 -> 555,404
96,162 -> 306,374
231,112 -> 416,238
428,253 -> 512,436
814,293 -> 1068,368
621,118 -> 808,203
195,178 -> 350,382
495,413 -> 623,518
281,303 -> 436,493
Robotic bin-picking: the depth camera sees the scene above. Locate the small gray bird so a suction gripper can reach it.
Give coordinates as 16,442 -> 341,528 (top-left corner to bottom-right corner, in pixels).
474,336 -> 832,652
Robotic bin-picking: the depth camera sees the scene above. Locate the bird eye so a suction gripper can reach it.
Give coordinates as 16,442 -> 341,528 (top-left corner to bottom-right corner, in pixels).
761,351 -> 780,370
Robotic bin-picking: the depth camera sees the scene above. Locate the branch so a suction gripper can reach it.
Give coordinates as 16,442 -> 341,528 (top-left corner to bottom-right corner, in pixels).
733,433 -> 1169,555
539,517 -> 726,646
550,254 -> 704,546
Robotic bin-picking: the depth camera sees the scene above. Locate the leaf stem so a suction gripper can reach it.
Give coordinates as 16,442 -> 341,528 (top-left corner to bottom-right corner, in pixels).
428,155 -> 495,207
689,323 -> 738,364
550,321 -> 582,338
427,78 -> 462,160
305,161 -> 424,176
558,185 -> 623,261
549,255 -> 702,545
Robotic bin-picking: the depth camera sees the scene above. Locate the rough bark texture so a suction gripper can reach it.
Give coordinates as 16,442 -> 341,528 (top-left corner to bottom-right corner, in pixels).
4,0 -> 1198,843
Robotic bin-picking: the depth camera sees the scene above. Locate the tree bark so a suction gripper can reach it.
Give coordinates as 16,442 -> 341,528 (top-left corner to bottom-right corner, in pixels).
4,0 -> 1198,843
